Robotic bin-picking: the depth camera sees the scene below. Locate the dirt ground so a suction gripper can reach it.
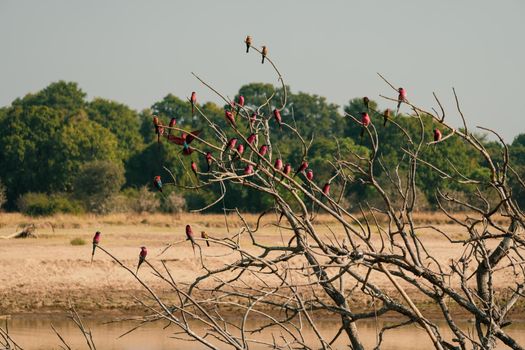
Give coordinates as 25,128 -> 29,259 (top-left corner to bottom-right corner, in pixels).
0,212 -> 521,320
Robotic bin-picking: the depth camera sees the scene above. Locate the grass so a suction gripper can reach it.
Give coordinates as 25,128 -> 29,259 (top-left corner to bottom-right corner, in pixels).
70,237 -> 86,246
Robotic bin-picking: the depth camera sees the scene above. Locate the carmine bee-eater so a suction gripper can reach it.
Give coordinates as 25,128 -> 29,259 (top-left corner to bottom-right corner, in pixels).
250,113 -> 257,127
363,96 -> 370,112
136,246 -> 147,274
152,115 -> 160,133
245,35 -> 252,53
397,87 -> 407,114
232,144 -> 245,163
293,161 -> 308,178
244,164 -> 254,175
261,46 -> 268,64
322,183 -> 331,196
225,110 -> 236,126
434,128 -> 442,142
167,130 -> 202,147
206,152 -> 213,172
201,231 -> 210,247
182,144 -> 194,156
191,161 -> 198,180
186,224 -> 196,254
226,138 -> 238,150
274,158 -> 283,171
273,109 -> 282,128
247,133 -> 257,145
168,117 -> 177,136
360,112 -> 371,138
283,163 -> 292,176
259,144 -> 268,157
237,95 -> 245,108
91,231 -> 101,264
306,169 -> 314,181
383,108 -> 391,127
153,176 -> 163,192
190,91 -> 197,116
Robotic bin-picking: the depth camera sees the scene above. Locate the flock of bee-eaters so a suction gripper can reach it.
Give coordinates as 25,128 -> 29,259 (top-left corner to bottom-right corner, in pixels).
89,35 -> 443,273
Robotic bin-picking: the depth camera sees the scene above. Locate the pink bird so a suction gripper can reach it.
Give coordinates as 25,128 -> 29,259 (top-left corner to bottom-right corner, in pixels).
322,183 -> 331,196
293,161 -> 308,178
168,118 -> 176,135
283,163 -> 292,176
273,109 -> 282,128
238,95 -> 245,108
274,158 -> 283,171
247,133 -> 257,145
206,152 -> 213,171
434,128 -> 442,142
232,143 -> 245,162
225,110 -> 236,126
250,113 -> 257,127
91,231 -> 101,264
226,138 -> 238,150
153,176 -> 163,192
396,87 -> 407,114
191,161 -> 199,185
244,164 -> 254,175
191,92 -> 197,115
306,169 -> 314,181
186,224 -> 196,254
383,108 -> 391,127
360,112 -> 371,139
259,144 -> 268,157
136,246 -> 147,274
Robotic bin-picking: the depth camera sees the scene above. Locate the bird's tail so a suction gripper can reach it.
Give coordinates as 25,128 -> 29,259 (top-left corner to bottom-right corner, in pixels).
246,44 -> 249,53
383,116 -> 388,127
206,240 -> 210,247
261,56 -> 265,64
91,244 -> 96,265
192,103 -> 194,116
396,101 -> 401,115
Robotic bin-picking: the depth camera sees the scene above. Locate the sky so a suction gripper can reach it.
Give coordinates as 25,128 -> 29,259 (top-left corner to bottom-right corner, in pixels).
1,0 -> 524,142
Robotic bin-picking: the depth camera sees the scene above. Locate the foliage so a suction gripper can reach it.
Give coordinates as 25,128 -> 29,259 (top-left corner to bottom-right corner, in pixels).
17,192 -> 83,216
70,237 -> 86,246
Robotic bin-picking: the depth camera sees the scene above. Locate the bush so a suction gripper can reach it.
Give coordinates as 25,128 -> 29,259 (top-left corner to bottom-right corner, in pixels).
131,186 -> 160,213
162,191 -> 187,213
17,193 -> 84,216
70,237 -> 86,246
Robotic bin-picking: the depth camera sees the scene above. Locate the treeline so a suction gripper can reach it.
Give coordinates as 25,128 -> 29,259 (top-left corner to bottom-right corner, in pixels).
0,81 -> 523,215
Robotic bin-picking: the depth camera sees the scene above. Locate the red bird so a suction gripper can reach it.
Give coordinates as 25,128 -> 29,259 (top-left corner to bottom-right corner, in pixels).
259,144 -> 268,157
237,95 -> 245,108
232,143 -> 245,162
186,224 -> 196,254
191,161 -> 198,176
153,116 -> 163,143
168,118 -> 177,135
136,246 -> 147,274
226,138 -> 238,150
434,128 -> 442,142
190,91 -> 197,115
360,112 -> 371,138
225,110 -> 236,126
397,87 -> 407,114
206,152 -> 213,172
201,231 -> 210,247
247,133 -> 257,145
322,183 -> 331,196
383,109 -> 391,127
273,109 -> 282,128
167,130 -> 202,147
274,158 -> 283,171
182,144 -> 194,156
91,231 -> 101,264
306,169 -> 314,181
293,161 -> 308,178
153,176 -> 163,192
250,113 -> 257,127
283,163 -> 291,176
244,164 -> 254,175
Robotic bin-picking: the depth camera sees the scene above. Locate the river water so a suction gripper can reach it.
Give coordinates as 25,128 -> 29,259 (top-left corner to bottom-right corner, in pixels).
4,315 -> 525,349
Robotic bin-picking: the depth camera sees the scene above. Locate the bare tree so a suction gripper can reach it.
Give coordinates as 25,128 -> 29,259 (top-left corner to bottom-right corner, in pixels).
98,39 -> 525,350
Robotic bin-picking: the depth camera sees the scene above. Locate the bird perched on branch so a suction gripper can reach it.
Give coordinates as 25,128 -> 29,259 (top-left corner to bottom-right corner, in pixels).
225,110 -> 236,126
245,35 -> 252,53
261,46 -> 268,63
201,231 -> 210,247
136,246 -> 147,274
397,87 -> 407,114
226,138 -> 238,151
273,108 -> 282,128
190,91 -> 197,116
274,158 -> 283,171
383,108 -> 391,126
91,231 -> 101,264
153,176 -> 163,192
168,118 -> 177,135
186,224 -> 196,255
247,133 -> 257,145
191,161 -> 199,184
363,96 -> 370,112
152,116 -> 163,144
306,169 -> 314,181
206,152 -> 213,172
434,128 -> 442,142
283,163 -> 292,177
167,130 -> 202,147
322,183 -> 331,196
360,112 -> 371,139
259,144 -> 268,157
293,161 -> 308,178
244,164 -> 254,175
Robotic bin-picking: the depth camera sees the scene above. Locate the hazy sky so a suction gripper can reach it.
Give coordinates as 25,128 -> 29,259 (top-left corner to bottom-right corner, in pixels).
1,0 -> 524,142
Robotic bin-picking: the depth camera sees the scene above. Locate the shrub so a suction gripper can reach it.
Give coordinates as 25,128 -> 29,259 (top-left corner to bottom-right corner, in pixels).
162,191 -> 187,213
0,180 -> 6,210
70,237 -> 86,246
131,186 -> 160,213
17,193 -> 84,216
